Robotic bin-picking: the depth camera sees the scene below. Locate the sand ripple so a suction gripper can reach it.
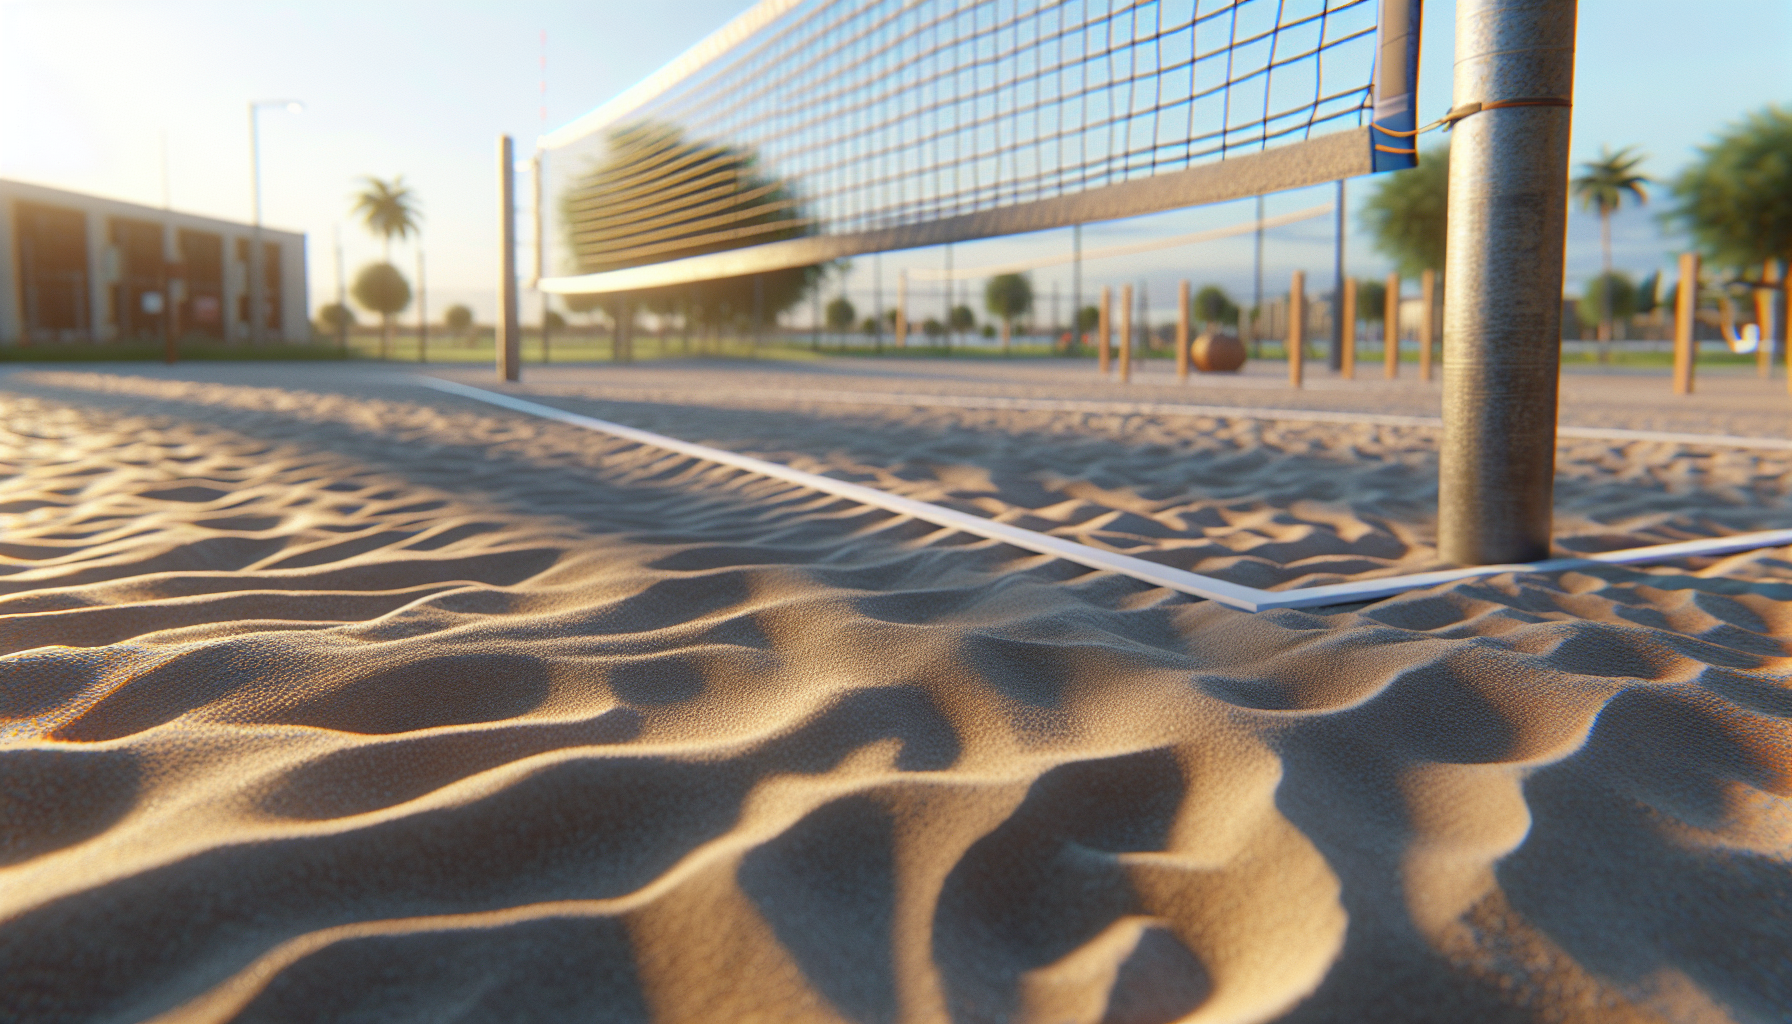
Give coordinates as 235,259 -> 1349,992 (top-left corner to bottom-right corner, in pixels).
2,369 -> 1789,1023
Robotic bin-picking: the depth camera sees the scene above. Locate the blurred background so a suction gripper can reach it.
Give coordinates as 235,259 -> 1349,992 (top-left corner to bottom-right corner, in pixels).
0,0 -> 1786,345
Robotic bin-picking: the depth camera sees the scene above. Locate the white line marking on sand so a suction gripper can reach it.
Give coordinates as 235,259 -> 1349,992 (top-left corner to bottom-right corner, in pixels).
420,377 -> 1792,612
511,383 -> 1792,451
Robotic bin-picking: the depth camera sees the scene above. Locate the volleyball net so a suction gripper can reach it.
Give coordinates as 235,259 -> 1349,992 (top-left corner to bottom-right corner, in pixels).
533,0 -> 1422,298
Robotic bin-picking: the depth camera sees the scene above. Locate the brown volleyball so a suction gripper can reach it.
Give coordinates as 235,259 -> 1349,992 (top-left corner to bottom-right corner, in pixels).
1192,331 -> 1246,372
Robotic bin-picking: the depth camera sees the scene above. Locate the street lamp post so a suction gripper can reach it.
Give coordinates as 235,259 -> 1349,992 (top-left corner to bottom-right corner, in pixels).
248,99 -> 302,345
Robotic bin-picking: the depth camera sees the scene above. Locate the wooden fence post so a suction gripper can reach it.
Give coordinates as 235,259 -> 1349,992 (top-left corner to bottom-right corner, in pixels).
1099,286 -> 1112,375
1341,277 -> 1357,380
1119,284 -> 1133,384
1288,271 -> 1305,389
1674,252 -> 1698,395
1176,279 -> 1190,382
496,134 -> 521,382
1758,260 -> 1780,378
1784,259 -> 1792,394
1385,272 -> 1400,378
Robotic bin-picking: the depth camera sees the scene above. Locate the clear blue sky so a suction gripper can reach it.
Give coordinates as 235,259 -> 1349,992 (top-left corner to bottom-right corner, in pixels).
1,0 -> 1786,325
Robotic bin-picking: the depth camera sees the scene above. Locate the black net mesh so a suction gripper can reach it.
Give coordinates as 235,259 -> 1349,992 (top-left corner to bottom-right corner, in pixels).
544,0 -> 1382,279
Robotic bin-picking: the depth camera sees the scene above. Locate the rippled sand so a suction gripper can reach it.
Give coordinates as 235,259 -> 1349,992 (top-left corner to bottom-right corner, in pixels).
2,365 -> 1789,1024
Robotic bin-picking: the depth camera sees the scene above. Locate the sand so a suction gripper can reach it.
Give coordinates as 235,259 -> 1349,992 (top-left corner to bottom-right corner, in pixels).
1,361 -> 1788,1024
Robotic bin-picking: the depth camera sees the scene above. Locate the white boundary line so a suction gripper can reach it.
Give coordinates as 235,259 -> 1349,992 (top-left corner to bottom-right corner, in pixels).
419,378 -> 1792,612
513,383 -> 1792,452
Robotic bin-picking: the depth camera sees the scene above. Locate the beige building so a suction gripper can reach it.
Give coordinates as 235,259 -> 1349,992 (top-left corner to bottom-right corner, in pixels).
1,179 -> 307,345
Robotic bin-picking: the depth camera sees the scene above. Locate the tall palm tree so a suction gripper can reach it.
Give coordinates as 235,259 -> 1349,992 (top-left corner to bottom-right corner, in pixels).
350,176 -> 420,356
1571,147 -> 1649,353
351,176 -> 421,261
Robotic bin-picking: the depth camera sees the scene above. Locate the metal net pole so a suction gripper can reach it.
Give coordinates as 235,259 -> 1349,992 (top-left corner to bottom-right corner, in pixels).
1437,0 -> 1577,565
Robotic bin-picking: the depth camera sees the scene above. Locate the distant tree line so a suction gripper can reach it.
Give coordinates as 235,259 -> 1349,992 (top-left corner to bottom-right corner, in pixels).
1359,103 -> 1792,341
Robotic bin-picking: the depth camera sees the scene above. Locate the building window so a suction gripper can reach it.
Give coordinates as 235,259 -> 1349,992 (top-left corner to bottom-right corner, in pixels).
108,216 -> 166,341
178,229 -> 224,339
14,201 -> 90,342
263,241 -> 282,333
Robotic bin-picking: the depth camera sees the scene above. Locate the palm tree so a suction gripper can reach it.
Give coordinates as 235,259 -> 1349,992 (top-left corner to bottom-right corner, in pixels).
1362,145 -> 1449,278
351,176 -> 421,262
1669,105 -> 1792,284
1571,147 -> 1649,355
350,176 -> 421,356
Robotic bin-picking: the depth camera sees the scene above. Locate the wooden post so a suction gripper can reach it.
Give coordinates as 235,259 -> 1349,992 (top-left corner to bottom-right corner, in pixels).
1176,279 -> 1191,381
1758,287 -> 1775,379
1384,272 -> 1400,378
1089,286 -> 1103,374
1419,267 -> 1436,382
418,249 -> 429,364
1119,284 -> 1133,383
1340,276 -> 1357,380
1330,179 -> 1347,371
1785,257 -> 1792,395
1674,252 -> 1698,395
896,271 -> 907,348
1288,270 -> 1305,388
1759,261 -> 1780,378
496,134 -> 521,382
